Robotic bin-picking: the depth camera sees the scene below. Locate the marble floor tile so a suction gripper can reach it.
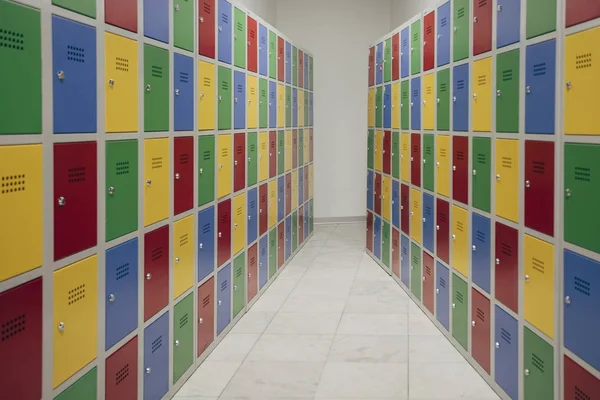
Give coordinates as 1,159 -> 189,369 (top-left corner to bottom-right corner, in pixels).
176,361 -> 241,397
205,334 -> 260,362
265,312 -> 342,335
337,313 -> 408,335
246,334 -> 334,362
327,334 -> 408,363
230,311 -> 276,334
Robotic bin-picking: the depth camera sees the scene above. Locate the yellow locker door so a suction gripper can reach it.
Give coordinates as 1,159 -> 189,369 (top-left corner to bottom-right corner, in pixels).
451,205 -> 469,278
0,144 -> 43,281
411,188 -> 422,244
495,139 -> 519,223
259,131 -> 268,181
277,83 -> 285,128
173,215 -> 194,299
375,130 -> 383,172
247,75 -> 258,129
233,193 -> 247,255
53,255 -> 98,388
309,164 -> 314,198
298,90 -> 305,127
524,235 -> 555,339
105,32 -> 139,133
401,133 -> 410,182
392,83 -> 400,129
436,135 -> 450,197
382,176 -> 391,221
285,130 -> 292,171
303,130 -> 310,165
144,138 -> 170,226
268,180 -> 277,228
472,57 -> 492,132
292,170 -> 298,210
198,60 -> 216,130
565,27 -> 600,135
217,134 -> 232,198
423,73 -> 435,130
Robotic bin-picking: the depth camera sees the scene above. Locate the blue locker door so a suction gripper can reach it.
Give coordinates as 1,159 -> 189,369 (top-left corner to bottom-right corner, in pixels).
303,203 -> 309,239
453,63 -> 469,132
392,179 -> 400,228
401,27 -> 409,78
218,0 -> 232,64
259,24 -> 268,76
278,176 -> 285,222
423,193 -> 434,253
105,238 -> 139,350
436,262 -> 450,330
299,168 -> 304,205
309,93 -> 314,126
437,2 -> 451,67
472,213 -> 491,294
259,235 -> 268,288
52,15 -> 97,134
564,250 -> 600,370
285,216 -> 291,260
525,39 -> 556,135
292,88 -> 298,127
304,53 -> 309,89
374,216 -> 382,260
384,84 -> 392,128
401,234 -> 410,287
143,311 -> 169,400
198,206 -> 215,283
234,71 -> 246,129
247,187 -> 258,245
411,77 -> 421,130
495,305 -> 518,400
376,42 -> 383,84
144,0 -> 169,43
496,0 -> 520,48
217,263 -> 231,335
285,41 -> 291,84
174,53 -> 194,131
269,81 -> 276,128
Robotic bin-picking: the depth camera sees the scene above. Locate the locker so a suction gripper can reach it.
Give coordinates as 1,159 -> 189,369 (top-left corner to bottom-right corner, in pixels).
410,243 -> 422,299
259,24 -> 267,76
495,139 -> 519,223
496,49 -> 520,133
392,33 -> 400,81
384,37 -> 392,82
292,89 -> 298,128
367,170 -> 374,212
218,66 -> 232,130
105,0 -> 137,32
392,180 -> 400,228
375,86 -> 383,128
259,183 -> 268,236
233,193 -> 246,255
383,130 -> 391,175
436,198 -> 450,264
144,44 -> 169,132
0,278 -> 42,399
525,39 -> 556,134
304,165 -> 309,203
233,253 -> 246,317
269,180 -> 277,228
391,84 -> 400,130
233,133 -> 246,193
143,138 -> 169,227
277,175 -> 285,222
384,84 -> 392,128
217,134 -> 232,198
218,0 -> 232,64
259,79 -> 268,128
453,0 -> 469,61
452,136 -> 469,204
452,63 -> 469,131
391,131 -> 400,179
277,84 -> 285,128
198,135 -> 215,206
497,0 -> 520,48
292,170 -> 298,211
172,0 -> 195,50
411,188 -> 422,244
234,71 -> 247,130
105,33 -> 138,133
368,88 -> 375,128
401,27 -> 409,78
298,50 -> 305,87
309,164 -> 314,198
285,216 -> 292,261
144,226 -> 169,321
285,87 -> 291,128
299,90 -> 305,127
143,312 -> 169,400
401,183 -> 410,235
285,41 -> 292,84
452,273 -> 469,350
233,8 -> 246,68
411,77 -> 421,130
52,16 -> 97,134
247,132 -> 258,186
299,129 -> 305,165
217,199 -> 232,267
52,0 -> 95,17
523,328 -> 554,399
495,306 -> 518,400
423,73 -> 434,129
526,0 -> 556,39
422,12 -> 435,72
268,229 -> 276,278
423,134 -> 434,191
436,262 -> 450,331
198,207 -> 215,283
173,293 -> 193,384
173,215 -> 194,300
53,368 -> 96,400
374,172 -> 382,216
217,264 -> 232,335
473,0 -> 492,55
293,130 -> 299,168
292,211 -> 298,254
285,173 -> 292,215
198,61 -> 216,130
259,131 -> 268,181
375,130 -> 383,172
566,0 -> 600,27
524,141 -> 554,236
248,244 -> 258,302
437,2 -> 451,67
277,36 -> 284,82
53,255 -> 98,388
374,216 -> 382,260
401,132 -> 410,182
277,222 -> 285,268
268,31 -> 276,79
471,288 -> 491,374
198,0 -> 216,58
436,68 -> 450,131
472,213 -> 491,294
173,137 -> 193,215
174,53 -> 194,131
436,135 -> 451,197
309,92 -> 314,126
105,239 -> 138,350
382,176 -> 391,222
247,187 -> 258,245
298,168 -> 304,210
367,212 -> 374,253
524,235 -> 555,338
451,205 -> 469,278
105,337 -> 137,400
423,192 -> 434,253
292,45 -> 297,86
259,235 -> 268,288
376,41 -> 383,85
401,81 -> 409,130
472,137 -> 491,213
401,235 -> 410,288
368,46 -> 375,86
472,57 -> 492,132
410,20 -> 421,75
423,252 -> 434,314
564,355 -> 600,400
54,142 -> 97,261
392,228 -> 400,277
495,222 -> 519,313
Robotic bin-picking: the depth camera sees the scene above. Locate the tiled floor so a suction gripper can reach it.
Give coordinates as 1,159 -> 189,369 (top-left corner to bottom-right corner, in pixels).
174,223 -> 500,400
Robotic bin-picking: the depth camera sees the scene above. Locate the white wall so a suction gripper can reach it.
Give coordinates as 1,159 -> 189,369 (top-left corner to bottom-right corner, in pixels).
236,0 -> 278,26
391,0 -> 439,27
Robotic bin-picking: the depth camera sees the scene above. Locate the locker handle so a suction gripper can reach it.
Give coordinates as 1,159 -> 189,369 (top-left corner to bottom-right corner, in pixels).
524,369 -> 530,376
525,180 -> 530,188
219,96 -> 222,101
566,81 -> 572,90
565,188 -> 571,197
423,41 -> 427,47
218,232 -> 222,238
200,93 -> 205,98
436,225 -> 439,230
108,294 -> 116,302
525,274 -> 530,282
57,70 -> 65,80
496,174 -> 501,181
58,196 -> 66,207
146,273 -> 152,280
108,79 -> 115,87
218,300 -> 222,305
436,288 -> 440,294
146,84 -> 152,92
109,186 -> 115,195
496,90 -> 501,97
472,245 -> 476,251
234,285 -> 238,291
422,276 -> 425,282
437,34 -> 441,40
473,93 -> 477,99
234,223 -> 238,228
565,296 -> 571,304
146,367 -> 152,374
422,218 -> 426,222
453,26 -> 457,32
526,86 -> 531,94
175,3 -> 180,11
471,320 -> 476,327
58,322 -> 65,332
472,169 -> 477,176
497,5 -> 502,11
235,97 -> 238,103
495,342 -> 500,349
436,162 -> 440,167
452,303 -> 456,309
437,98 -> 440,104
200,168 -> 204,174
473,17 -> 478,23
452,165 -> 456,171
200,16 -> 204,23
496,258 -> 500,265
452,234 -> 456,240
147,179 -> 152,186
218,26 -> 222,32
176,173 -> 180,180
453,96 -> 456,103
176,257 -> 180,263
175,340 -> 180,346
175,89 -> 180,96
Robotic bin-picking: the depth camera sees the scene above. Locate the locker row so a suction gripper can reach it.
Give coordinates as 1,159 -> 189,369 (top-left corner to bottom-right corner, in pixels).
0,0 -> 314,135
0,203 -> 315,398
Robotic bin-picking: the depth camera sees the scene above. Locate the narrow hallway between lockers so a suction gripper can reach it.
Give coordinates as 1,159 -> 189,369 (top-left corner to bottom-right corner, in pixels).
173,222 -> 499,400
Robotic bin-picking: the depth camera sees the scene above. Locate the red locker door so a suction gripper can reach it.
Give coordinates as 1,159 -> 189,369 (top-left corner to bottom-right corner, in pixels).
401,183 -> 410,235
524,141 -> 554,237
423,11 -> 435,71
309,129 -> 314,162
247,243 -> 258,301
383,131 -> 392,175
411,133 -> 421,187
54,142 -> 97,261
217,199 -> 231,267
304,168 -> 309,202
174,137 -> 194,215
392,228 -> 400,277
423,251 -> 435,313
199,0 -> 216,58
0,278 -> 42,399
269,131 -> 277,178
367,212 -> 374,252
144,226 -> 169,321
285,173 -> 291,215
473,0 -> 492,56
495,222 -> 518,313
299,50 -> 304,87
247,16 -> 258,72
234,133 -> 246,192
566,0 -> 600,27
105,0 -> 137,33
299,206 -> 304,244
106,336 -> 138,400
564,355 -> 600,400
374,174 -> 382,216
368,46 -> 375,86
277,36 -> 284,82
292,130 -> 298,168
259,183 -> 268,235
452,136 -> 469,205
197,277 -> 214,356
471,288 -> 491,374
392,34 -> 400,81
277,221 -> 284,268
436,198 -> 450,263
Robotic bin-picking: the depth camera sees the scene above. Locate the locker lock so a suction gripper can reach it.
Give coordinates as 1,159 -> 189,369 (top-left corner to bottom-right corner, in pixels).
422,276 -> 425,282
495,342 -> 500,349
199,243 -> 204,249
108,294 -> 116,302
525,180 -> 530,188
146,367 -> 152,374
437,98 -> 440,104
234,285 -> 238,291
452,165 -> 456,171
235,97 -> 238,103
109,79 -> 115,87
176,257 -> 180,263
235,160 -> 238,166
452,234 -> 456,240
423,217 -> 426,222
175,89 -> 180,96
496,174 -> 501,181
176,173 -> 180,180
565,296 -> 571,305
58,322 -> 65,332
525,274 -> 530,282
218,300 -> 222,306
248,215 -> 251,220
200,168 -> 204,174
472,245 -> 476,251
200,16 -> 204,23
147,179 -> 152,186
524,369 -> 530,376
234,223 -> 238,228
109,186 -> 115,195
436,288 -> 440,294
453,26 -> 457,32
218,232 -> 222,238
57,70 -> 65,80
175,340 -> 180,347
471,320 -> 476,327
473,17 -> 478,23
565,188 -> 571,197
146,273 -> 152,280
496,258 -> 500,265
497,90 -> 501,97
526,86 -> 531,94
453,96 -> 457,103
437,34 -> 441,40
497,5 -> 503,11
200,93 -> 205,98
472,169 -> 477,176
452,303 -> 456,309
473,93 -> 477,99
175,3 -> 180,11
218,26 -> 222,32
423,158 -> 426,164
566,81 -> 572,90
58,196 -> 66,207
146,84 -> 152,92
436,161 -> 440,167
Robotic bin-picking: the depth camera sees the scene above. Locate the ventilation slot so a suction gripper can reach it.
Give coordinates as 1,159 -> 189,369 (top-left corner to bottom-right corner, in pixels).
426,26 -> 432,35
221,81 -> 229,92
456,291 -> 464,304
179,313 -> 188,328
236,267 -> 243,278
478,0 -> 487,7
152,65 -> 163,79
402,38 -> 408,47
440,277 -> 446,288
412,89 -> 419,98
261,247 -> 266,256
203,2 -> 212,14
179,153 -> 189,166
426,86 -> 432,95
457,221 -> 464,233
502,69 -> 513,82
221,279 -> 228,291
1,314 -> 26,342
439,212 -> 448,224
220,213 -> 229,225
532,161 -> 545,175
440,148 -> 447,158
502,157 -> 512,169
456,151 -> 464,161
67,45 -> 85,63
457,79 -> 465,90
116,263 -> 130,280
501,242 -> 512,257
425,206 -> 432,217
68,166 -> 86,184
532,257 -> 545,274
116,57 -> 129,72
116,161 -> 130,176
575,52 -> 592,69
425,264 -> 432,276
151,336 -> 163,353
179,233 -> 189,247
0,29 -> 25,51
574,166 -> 591,182
236,22 -> 243,33
221,13 -> 229,24
203,77 -> 212,88
202,222 -> 211,235
441,17 -> 448,27
457,7 -> 465,18
237,84 -> 244,94
68,284 -> 86,306
476,153 -> 487,166
116,364 -> 129,385
412,33 -> 419,42
151,247 -> 163,261
412,255 -> 418,265
500,328 -> 512,344
151,157 -> 164,170
393,43 -> 399,52
1,174 -> 26,195
202,150 -> 211,161
425,146 -> 433,156
574,276 -> 591,296
221,147 -> 228,158
476,230 -> 486,243
202,294 -> 211,308
440,83 -> 447,93
476,308 -> 485,322
236,206 -> 243,217
179,72 -> 189,84
478,75 -> 487,86
532,353 -> 545,373
575,386 -> 591,400
533,62 -> 546,76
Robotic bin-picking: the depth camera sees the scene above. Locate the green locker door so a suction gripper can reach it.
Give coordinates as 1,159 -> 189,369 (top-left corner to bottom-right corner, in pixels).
299,129 -> 304,165
292,45 -> 298,86
384,37 -> 392,82
368,130 -> 375,170
423,134 -> 434,191
410,20 -> 421,75
401,81 -> 409,130
268,228 -> 277,278
496,49 -> 520,133
437,68 -> 450,131
411,242 -> 422,301
234,7 -> 246,68
198,135 -> 216,206
247,132 -> 258,186
309,198 -> 314,231
382,221 -> 391,267
304,94 -> 309,124
376,86 -> 383,128
392,132 -> 400,179
53,0 -> 95,18
54,367 -> 97,400
472,137 -> 491,213
292,211 -> 298,252
144,44 -> 169,132
173,0 -> 193,51
309,57 -> 313,91
106,140 -> 138,241
173,292 -> 194,383
524,327 -> 554,400
218,66 -> 232,130
259,78 -> 268,128
0,1 -> 42,135
452,273 -> 468,350
277,130 -> 285,174
269,31 -> 277,79
453,0 -> 470,62
526,0 -> 556,39
233,252 -> 246,318
285,86 -> 292,127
